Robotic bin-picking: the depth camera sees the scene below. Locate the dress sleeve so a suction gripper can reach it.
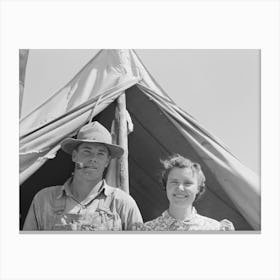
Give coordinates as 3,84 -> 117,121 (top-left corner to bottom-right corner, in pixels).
219,219 -> 235,231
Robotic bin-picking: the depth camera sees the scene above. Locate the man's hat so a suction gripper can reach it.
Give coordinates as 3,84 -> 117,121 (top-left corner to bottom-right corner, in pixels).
61,122 -> 124,159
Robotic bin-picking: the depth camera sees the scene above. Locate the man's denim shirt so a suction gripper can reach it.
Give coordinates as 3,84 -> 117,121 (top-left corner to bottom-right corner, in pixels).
22,178 -> 143,231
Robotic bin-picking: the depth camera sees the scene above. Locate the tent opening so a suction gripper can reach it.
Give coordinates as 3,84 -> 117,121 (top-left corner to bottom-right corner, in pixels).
20,86 -> 253,230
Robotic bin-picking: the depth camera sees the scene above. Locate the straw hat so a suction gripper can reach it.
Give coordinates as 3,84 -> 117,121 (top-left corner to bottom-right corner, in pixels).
61,122 -> 124,159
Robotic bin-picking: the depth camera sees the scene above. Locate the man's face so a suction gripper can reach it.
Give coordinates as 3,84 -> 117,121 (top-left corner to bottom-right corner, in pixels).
72,142 -> 110,180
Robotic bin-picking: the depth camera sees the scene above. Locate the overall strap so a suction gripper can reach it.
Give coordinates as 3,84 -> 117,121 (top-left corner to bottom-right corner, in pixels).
97,187 -> 117,212
97,187 -> 121,230
104,188 -> 117,211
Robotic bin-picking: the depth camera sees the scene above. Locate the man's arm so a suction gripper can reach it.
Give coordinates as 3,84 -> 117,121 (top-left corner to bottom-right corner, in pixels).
115,191 -> 143,230
22,197 -> 40,230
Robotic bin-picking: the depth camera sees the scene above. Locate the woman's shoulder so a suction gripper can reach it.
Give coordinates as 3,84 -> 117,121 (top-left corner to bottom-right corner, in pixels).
196,213 -> 235,231
219,219 -> 235,231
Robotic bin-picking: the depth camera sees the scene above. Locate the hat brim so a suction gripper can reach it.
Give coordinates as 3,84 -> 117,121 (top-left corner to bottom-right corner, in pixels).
61,138 -> 124,159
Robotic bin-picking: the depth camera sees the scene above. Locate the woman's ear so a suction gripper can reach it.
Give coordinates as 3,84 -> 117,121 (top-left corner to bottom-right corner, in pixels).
161,178 -> 166,191
198,184 -> 206,196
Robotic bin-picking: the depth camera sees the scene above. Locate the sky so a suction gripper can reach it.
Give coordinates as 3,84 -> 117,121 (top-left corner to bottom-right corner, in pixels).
21,49 -> 260,175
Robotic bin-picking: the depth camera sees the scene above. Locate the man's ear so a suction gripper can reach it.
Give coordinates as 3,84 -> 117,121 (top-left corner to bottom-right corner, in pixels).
105,155 -> 111,167
72,149 -> 77,162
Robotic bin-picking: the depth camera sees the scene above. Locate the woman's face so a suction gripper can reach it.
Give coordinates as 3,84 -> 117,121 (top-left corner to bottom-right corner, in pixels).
166,167 -> 200,207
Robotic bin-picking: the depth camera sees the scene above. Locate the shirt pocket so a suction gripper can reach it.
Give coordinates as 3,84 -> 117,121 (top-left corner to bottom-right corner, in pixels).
51,211 -> 80,230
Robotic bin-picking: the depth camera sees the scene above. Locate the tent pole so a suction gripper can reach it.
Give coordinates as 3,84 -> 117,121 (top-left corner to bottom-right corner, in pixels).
19,49 -> 29,119
116,93 -> 129,193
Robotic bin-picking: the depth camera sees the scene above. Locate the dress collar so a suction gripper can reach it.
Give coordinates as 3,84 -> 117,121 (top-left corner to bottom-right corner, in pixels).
163,207 -> 198,224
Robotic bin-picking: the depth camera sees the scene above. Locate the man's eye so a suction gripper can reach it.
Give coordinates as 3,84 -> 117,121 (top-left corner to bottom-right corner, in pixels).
169,181 -> 178,185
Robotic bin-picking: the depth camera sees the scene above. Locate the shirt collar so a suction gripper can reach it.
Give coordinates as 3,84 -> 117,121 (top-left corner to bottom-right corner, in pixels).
102,180 -> 115,196
56,177 -> 72,199
56,178 -> 114,199
162,207 -> 198,224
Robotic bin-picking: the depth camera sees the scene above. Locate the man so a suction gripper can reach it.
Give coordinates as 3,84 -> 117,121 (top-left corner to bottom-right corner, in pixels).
23,121 -> 143,231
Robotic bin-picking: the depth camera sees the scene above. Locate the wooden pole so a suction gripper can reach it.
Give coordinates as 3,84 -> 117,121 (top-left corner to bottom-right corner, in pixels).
19,49 -> 29,119
116,93 -> 129,193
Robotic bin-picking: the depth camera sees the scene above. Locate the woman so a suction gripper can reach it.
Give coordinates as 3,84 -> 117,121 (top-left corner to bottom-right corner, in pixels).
134,154 -> 234,231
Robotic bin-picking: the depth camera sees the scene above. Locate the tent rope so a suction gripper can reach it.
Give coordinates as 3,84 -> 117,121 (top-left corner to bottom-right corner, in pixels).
88,94 -> 103,123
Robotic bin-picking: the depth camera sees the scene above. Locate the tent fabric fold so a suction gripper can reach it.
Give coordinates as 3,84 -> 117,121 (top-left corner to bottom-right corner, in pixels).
20,49 -> 260,230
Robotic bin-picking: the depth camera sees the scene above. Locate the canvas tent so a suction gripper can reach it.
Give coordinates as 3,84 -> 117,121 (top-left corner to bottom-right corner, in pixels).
20,49 -> 260,230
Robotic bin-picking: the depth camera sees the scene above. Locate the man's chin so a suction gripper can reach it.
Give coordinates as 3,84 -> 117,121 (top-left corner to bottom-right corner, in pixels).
82,169 -> 100,176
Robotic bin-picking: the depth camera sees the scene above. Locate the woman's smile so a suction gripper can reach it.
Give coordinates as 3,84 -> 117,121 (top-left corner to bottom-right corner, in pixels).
173,193 -> 189,198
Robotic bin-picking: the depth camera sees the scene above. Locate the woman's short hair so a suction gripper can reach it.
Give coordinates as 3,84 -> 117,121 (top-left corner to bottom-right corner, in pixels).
161,154 -> 206,202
